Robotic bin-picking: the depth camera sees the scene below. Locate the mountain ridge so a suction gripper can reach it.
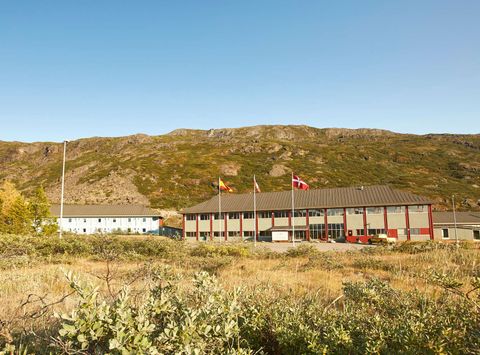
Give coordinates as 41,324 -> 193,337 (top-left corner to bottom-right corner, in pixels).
1,125 -> 479,215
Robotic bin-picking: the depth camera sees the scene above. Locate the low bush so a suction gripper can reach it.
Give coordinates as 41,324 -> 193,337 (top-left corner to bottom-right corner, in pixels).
190,244 -> 250,258
3,270 -> 478,354
284,244 -> 318,258
391,240 -> 474,254
0,234 -> 185,261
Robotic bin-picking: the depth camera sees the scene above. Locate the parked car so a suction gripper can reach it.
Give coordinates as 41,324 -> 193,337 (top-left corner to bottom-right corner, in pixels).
369,233 -> 396,244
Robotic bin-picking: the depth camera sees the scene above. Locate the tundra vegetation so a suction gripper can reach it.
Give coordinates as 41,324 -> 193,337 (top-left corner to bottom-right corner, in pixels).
0,234 -> 479,354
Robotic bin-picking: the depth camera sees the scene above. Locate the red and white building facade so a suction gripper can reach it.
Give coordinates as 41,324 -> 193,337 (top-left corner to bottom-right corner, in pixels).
181,185 -> 435,243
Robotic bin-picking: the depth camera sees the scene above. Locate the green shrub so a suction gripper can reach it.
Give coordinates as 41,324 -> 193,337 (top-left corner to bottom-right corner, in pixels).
391,240 -> 473,254
190,244 -> 250,258
239,278 -> 480,354
54,270 -> 250,354
2,270 -> 480,354
0,234 -> 185,261
251,246 -> 281,259
285,244 -> 318,258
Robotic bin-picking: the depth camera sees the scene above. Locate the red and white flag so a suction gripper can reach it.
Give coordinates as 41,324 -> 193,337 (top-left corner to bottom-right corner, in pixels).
292,175 -> 309,190
254,176 -> 261,193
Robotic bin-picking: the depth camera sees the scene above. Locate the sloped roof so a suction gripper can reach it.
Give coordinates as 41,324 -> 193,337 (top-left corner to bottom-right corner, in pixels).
433,211 -> 480,225
50,205 -> 160,217
182,185 -> 431,214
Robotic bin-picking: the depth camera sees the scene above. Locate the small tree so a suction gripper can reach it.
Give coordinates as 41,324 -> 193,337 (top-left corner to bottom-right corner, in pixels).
29,186 -> 58,236
0,181 -> 31,234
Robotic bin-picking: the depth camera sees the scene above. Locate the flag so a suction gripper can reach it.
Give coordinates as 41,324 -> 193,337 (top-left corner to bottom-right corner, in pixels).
254,176 -> 261,193
292,175 -> 309,190
219,179 -> 233,192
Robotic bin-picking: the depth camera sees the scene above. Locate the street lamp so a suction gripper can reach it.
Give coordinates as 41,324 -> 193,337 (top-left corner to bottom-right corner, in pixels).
59,140 -> 68,238
452,194 -> 458,247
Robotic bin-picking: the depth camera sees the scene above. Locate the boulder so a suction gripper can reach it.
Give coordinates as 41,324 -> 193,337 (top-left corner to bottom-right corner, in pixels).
269,164 -> 289,177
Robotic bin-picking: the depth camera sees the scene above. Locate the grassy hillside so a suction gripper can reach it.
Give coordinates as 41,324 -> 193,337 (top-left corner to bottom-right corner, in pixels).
1,125 -> 479,211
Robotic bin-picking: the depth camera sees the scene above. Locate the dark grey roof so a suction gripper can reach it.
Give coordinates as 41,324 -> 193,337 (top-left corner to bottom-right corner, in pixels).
433,212 -> 480,225
182,185 -> 431,214
50,205 -> 160,217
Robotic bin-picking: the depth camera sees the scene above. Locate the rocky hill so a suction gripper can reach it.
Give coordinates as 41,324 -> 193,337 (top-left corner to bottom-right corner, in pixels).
1,125 -> 479,216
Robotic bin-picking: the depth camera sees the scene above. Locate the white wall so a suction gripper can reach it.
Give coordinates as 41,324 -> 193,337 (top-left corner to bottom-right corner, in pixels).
60,216 -> 159,235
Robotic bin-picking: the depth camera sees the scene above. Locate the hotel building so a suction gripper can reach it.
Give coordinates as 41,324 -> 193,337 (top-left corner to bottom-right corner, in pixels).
181,185 -> 434,243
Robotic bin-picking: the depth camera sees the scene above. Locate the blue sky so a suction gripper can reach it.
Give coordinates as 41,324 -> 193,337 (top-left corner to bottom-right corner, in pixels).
0,1 -> 479,142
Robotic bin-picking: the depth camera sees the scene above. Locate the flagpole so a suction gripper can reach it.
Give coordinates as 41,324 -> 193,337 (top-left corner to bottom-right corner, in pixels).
292,172 -> 295,246
253,175 -> 257,247
218,176 -> 221,242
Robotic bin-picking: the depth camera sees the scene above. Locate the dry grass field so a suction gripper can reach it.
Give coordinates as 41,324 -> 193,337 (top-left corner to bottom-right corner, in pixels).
0,235 -> 479,354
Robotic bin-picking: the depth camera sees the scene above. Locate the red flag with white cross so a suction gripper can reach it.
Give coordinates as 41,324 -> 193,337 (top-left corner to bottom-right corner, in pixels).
292,175 -> 309,190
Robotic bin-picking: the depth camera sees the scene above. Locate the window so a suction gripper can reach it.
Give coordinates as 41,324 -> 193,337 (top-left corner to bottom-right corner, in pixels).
474,230 -> 480,240
200,214 -> 210,220
98,218 -> 102,223
127,228 -> 131,233
398,228 -> 407,236
186,232 -> 196,237
442,229 -> 449,239
83,219 -> 87,223
142,228 -> 146,233
228,231 -> 239,237
68,218 -> 72,222
113,219 -> 116,223
83,228 -> 86,233
274,211 -> 289,218
356,229 -> 364,236
410,228 -> 420,235
368,228 -> 386,236
186,214 -> 196,221
200,232 -> 209,238
293,230 -> 307,240
213,232 -> 225,237
308,209 -> 324,217
309,224 -> 325,239
293,210 -> 307,217
327,209 -> 344,216
214,213 -> 225,220
243,231 -> 254,237
387,206 -> 405,214
410,205 -> 427,213
243,212 -> 254,219
128,218 -> 132,222
143,218 -> 146,222
327,223 -> 345,239
347,208 -> 364,215
258,211 -> 271,219
366,207 -> 382,215
228,212 -> 240,220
